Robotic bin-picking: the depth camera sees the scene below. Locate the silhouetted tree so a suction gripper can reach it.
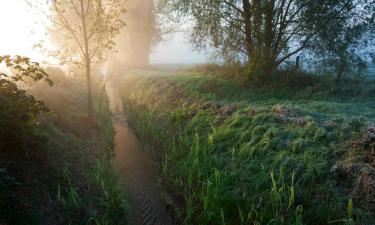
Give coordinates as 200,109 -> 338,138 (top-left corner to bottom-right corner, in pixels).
113,0 -> 160,68
30,0 -> 126,118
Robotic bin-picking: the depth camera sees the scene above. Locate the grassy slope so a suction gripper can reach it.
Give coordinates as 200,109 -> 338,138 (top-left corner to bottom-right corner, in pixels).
0,77 -> 127,225
120,72 -> 375,225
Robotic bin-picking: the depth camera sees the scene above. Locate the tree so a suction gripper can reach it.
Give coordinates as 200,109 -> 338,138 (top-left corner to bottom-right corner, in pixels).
30,0 -> 126,118
162,0 -> 374,77
113,0 -> 160,68
307,1 -> 375,80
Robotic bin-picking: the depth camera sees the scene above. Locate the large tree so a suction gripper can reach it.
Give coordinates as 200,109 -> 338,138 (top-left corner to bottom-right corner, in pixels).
113,0 -> 160,68
162,0 -> 374,77
31,0 -> 126,117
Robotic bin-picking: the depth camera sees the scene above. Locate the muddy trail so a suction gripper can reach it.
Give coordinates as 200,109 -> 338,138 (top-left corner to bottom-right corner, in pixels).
107,82 -> 174,225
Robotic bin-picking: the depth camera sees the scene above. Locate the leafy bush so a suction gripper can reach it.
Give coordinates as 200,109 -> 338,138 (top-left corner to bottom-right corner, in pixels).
188,63 -> 247,79
0,55 -> 52,151
249,69 -> 315,88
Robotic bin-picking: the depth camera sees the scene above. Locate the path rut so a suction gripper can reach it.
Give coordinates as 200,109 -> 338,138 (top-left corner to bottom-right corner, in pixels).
107,82 -> 173,225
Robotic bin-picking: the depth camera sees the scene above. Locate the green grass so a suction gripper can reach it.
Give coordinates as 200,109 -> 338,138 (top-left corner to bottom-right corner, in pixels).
0,77 -> 127,225
120,72 -> 375,225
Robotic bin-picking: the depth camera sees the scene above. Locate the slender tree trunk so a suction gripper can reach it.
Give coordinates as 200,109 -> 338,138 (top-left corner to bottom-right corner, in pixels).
80,0 -> 93,118
86,59 -> 93,118
295,56 -> 300,71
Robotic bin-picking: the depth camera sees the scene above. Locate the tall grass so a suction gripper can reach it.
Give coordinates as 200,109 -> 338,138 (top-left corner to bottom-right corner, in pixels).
30,77 -> 127,225
120,72 -> 375,225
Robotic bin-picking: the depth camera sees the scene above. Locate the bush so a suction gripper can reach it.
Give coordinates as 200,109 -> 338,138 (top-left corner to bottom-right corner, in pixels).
0,56 -> 51,151
188,63 -> 247,79
189,64 -> 316,89
0,79 -> 47,148
250,69 -> 315,88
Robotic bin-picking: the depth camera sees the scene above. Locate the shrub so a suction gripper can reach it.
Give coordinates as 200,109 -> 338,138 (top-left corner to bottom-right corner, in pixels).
189,63 -> 247,79
250,69 -> 315,88
0,55 -> 51,151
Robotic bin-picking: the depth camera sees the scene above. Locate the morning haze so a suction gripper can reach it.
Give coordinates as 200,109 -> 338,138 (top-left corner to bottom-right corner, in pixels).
1,1 -> 374,225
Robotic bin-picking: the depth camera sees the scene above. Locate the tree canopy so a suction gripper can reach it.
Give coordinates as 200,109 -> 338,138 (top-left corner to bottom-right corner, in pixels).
162,0 -> 375,77
30,0 -> 126,117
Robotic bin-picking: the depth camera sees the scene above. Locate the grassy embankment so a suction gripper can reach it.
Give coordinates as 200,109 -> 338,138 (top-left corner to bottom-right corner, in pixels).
120,71 -> 375,225
0,75 -> 127,225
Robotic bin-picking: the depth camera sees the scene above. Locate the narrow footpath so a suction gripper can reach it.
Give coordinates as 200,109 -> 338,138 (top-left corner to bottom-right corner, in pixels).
107,82 -> 173,225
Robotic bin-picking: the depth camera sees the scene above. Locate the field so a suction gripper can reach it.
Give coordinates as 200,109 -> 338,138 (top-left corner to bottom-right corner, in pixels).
120,71 -> 375,225
0,76 -> 127,225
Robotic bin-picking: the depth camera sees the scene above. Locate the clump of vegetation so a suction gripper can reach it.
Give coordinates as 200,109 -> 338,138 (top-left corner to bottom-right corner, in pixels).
120,72 -> 375,225
30,0 -> 127,117
0,55 -> 52,152
33,77 -> 127,225
0,59 -> 127,225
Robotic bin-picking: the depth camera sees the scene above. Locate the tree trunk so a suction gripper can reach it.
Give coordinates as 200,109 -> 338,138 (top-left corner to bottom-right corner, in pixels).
86,59 -> 93,118
80,0 -> 93,118
295,56 -> 300,71
336,63 -> 345,82
251,0 -> 263,72
242,0 -> 253,63
264,0 -> 275,69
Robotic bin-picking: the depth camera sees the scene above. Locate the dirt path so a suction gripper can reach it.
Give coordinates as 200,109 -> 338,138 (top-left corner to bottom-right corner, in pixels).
107,83 -> 173,225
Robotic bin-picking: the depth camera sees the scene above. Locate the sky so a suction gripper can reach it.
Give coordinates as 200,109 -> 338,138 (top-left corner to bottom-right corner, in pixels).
150,32 -> 208,64
0,1 -> 46,61
0,0 -> 207,65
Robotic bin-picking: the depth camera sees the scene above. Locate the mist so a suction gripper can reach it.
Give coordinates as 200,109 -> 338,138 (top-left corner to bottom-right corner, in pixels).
1,1 -> 375,225
150,32 -> 208,65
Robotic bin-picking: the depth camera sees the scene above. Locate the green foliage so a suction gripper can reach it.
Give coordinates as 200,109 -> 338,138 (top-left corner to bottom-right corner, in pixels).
250,69 -> 315,88
0,169 -> 41,225
161,0 -> 375,77
0,55 -> 51,150
31,0 -> 127,65
0,72 -> 127,225
29,0 -> 126,117
120,72 -> 375,225
34,78 -> 127,225
0,56 -> 51,224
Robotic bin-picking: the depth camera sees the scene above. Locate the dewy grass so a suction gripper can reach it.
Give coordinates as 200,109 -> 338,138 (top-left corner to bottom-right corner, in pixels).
30,78 -> 127,225
120,72 -> 375,225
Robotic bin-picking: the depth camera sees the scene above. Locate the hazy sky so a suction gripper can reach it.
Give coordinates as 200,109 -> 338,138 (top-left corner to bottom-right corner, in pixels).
0,1 -> 46,61
0,0 -> 206,65
150,32 -> 208,64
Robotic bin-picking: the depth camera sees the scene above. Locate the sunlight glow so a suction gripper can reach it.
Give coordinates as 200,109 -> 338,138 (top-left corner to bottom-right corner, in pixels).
0,0 -> 49,62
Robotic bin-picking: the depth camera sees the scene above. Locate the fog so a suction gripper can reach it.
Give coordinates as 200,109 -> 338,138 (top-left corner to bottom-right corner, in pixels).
150,32 -> 208,65
109,0 -> 208,68
0,0 -> 206,70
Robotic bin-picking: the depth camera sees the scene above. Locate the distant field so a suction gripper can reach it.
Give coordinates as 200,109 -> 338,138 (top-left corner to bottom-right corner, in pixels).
120,71 -> 375,225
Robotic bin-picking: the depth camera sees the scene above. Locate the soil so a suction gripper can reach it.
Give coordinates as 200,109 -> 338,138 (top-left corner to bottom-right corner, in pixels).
107,82 -> 173,225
